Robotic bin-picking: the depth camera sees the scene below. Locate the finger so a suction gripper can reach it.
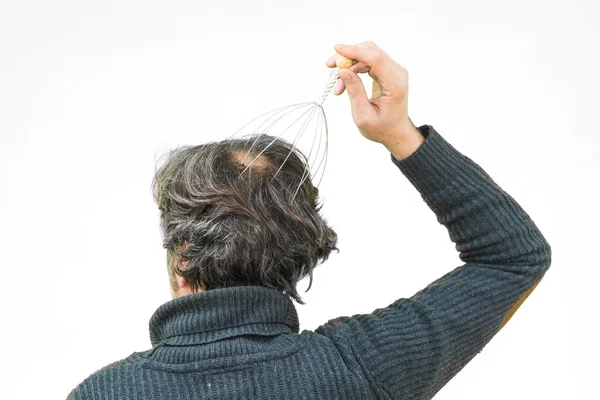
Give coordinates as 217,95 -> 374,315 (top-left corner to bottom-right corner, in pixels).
334,63 -> 370,96
334,42 -> 396,88
350,62 -> 370,74
338,69 -> 376,127
326,53 -> 337,68
335,42 -> 382,66
334,79 -> 345,96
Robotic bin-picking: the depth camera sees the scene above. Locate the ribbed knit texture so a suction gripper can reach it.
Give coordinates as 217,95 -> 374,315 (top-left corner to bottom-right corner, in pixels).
67,125 -> 552,400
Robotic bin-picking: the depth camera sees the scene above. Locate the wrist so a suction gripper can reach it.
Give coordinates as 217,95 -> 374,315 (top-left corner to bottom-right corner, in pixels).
383,123 -> 425,161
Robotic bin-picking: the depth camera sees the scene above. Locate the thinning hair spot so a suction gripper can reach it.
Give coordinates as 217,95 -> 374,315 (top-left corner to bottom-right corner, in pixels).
231,150 -> 269,172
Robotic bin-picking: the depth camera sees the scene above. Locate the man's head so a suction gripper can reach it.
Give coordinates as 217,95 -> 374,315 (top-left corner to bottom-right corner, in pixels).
152,134 -> 339,304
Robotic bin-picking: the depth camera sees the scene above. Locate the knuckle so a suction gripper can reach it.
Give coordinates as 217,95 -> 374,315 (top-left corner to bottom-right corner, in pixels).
370,49 -> 383,63
367,41 -> 382,54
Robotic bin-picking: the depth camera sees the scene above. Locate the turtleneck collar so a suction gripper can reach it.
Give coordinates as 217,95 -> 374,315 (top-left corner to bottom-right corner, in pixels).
149,285 -> 300,347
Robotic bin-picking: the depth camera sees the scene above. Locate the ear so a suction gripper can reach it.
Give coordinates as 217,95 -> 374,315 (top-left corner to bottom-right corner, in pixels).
175,273 -> 190,290
177,259 -> 191,288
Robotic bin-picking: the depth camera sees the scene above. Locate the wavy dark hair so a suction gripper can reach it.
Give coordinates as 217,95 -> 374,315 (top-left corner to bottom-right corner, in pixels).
151,134 -> 339,304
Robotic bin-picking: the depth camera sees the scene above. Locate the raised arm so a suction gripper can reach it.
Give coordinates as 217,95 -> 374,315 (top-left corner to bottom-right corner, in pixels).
315,42 -> 551,399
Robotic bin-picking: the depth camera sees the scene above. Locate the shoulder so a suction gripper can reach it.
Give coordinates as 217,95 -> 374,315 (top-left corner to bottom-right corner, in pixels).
66,350 -> 150,399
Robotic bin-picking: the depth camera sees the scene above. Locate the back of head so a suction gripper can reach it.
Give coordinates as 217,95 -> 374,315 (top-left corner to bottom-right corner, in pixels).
152,134 -> 339,304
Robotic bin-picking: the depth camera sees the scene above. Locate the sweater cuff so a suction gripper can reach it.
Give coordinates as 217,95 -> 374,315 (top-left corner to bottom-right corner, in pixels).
390,125 -> 476,196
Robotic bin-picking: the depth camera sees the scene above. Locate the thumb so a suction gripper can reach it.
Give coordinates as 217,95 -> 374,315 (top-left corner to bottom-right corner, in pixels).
338,69 -> 374,127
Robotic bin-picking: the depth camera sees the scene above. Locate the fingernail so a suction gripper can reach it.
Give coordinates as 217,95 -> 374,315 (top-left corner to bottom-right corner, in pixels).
335,44 -> 347,49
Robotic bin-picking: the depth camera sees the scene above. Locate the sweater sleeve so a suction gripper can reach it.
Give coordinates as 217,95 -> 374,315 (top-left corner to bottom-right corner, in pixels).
314,125 -> 552,400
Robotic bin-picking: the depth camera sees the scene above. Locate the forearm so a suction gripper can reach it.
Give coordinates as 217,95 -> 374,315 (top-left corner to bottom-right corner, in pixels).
391,124 -> 551,268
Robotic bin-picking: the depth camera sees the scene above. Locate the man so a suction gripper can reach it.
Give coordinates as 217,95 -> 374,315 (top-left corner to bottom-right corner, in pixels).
68,41 -> 551,399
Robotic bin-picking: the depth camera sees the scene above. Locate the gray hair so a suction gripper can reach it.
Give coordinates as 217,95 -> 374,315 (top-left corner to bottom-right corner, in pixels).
151,134 -> 339,304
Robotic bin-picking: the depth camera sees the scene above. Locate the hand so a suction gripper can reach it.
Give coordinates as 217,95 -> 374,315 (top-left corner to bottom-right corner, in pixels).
326,41 -> 423,159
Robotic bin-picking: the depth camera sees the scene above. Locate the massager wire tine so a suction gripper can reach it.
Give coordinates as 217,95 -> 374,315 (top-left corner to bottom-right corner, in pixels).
246,102 -> 313,142
240,103 -> 311,150
312,105 -> 330,189
227,102 -> 313,141
271,104 -> 320,180
237,102 -> 313,163
289,104 -> 322,200
236,67 -> 339,199
238,103 -> 317,177
237,102 -> 314,172
238,103 -> 314,176
300,103 -> 324,183
292,104 -> 329,202
292,68 -> 338,200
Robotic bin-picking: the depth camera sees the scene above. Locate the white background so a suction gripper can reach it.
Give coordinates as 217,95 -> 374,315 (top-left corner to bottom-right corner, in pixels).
1,0 -> 598,398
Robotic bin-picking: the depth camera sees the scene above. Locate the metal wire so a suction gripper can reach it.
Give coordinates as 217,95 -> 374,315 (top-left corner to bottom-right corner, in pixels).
230,67 -> 340,202
317,68 -> 340,107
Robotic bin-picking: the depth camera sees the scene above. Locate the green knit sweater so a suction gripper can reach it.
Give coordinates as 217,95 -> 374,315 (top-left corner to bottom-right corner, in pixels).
67,125 -> 552,399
